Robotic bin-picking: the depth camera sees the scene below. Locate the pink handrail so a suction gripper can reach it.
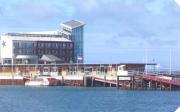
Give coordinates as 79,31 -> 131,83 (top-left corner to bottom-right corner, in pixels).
134,75 -> 180,85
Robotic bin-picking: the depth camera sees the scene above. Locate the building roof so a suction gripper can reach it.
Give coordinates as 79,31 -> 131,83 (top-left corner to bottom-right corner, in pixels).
27,31 -> 59,35
40,55 -> 62,62
2,33 -> 72,42
5,33 -> 63,38
61,20 -> 85,29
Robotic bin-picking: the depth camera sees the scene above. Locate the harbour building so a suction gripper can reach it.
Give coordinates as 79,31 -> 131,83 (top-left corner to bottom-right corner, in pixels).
0,20 -> 85,64
61,20 -> 85,63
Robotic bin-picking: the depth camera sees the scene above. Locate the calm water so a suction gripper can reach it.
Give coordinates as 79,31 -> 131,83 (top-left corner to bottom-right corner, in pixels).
0,86 -> 179,112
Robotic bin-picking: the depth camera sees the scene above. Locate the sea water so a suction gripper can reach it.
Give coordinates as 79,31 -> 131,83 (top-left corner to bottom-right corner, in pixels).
0,86 -> 179,112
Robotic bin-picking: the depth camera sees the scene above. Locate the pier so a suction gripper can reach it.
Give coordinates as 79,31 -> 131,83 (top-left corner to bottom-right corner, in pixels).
0,63 -> 179,90
82,74 -> 180,90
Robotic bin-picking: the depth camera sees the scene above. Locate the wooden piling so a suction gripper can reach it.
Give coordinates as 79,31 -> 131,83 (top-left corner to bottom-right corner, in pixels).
117,76 -> 119,88
104,75 -> 106,87
132,76 -> 134,90
91,77 -> 94,87
83,76 -> 87,87
61,76 -> 64,86
169,84 -> 172,91
160,82 -> 162,90
155,81 -> 158,90
149,80 -> 152,89
141,79 -> 143,89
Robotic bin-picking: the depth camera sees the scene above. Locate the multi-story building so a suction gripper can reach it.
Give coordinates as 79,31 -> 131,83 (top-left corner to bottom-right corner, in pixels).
1,33 -> 73,64
61,20 -> 85,63
0,20 -> 85,64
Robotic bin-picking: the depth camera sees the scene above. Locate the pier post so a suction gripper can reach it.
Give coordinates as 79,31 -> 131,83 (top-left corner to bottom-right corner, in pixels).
155,81 -> 158,90
141,79 -> 143,89
144,80 -> 148,90
149,81 -> 152,89
91,77 -> 94,87
104,75 -> 106,87
83,76 -> 87,87
61,76 -> 64,86
117,76 -> 119,88
169,84 -> 172,91
160,82 -> 162,90
132,76 -> 134,90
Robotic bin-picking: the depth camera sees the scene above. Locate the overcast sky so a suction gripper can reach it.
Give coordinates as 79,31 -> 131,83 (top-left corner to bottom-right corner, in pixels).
0,0 -> 180,70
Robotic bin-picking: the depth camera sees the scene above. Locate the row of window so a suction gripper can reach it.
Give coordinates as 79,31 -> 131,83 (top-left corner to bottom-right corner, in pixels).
14,49 -> 73,56
14,49 -> 34,55
13,41 -> 73,49
37,50 -> 73,55
37,42 -> 73,49
14,41 -> 35,49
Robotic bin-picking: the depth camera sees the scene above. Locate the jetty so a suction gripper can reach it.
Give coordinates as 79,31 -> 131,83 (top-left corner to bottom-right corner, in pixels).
0,63 -> 179,90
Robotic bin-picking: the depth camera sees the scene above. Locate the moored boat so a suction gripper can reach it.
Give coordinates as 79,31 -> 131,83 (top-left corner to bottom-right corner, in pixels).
25,77 -> 49,86
25,76 -> 60,86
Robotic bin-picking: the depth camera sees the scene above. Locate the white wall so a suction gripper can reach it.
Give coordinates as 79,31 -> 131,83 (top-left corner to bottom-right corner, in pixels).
1,35 -> 13,59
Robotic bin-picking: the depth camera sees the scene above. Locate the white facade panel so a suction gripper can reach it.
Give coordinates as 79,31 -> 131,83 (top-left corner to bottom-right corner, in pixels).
1,36 -> 13,58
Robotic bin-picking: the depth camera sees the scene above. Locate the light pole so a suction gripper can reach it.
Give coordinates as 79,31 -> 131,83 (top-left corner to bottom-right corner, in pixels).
11,57 -> 14,84
77,55 -> 82,75
145,48 -> 148,75
25,60 -> 28,78
109,64 -> 112,76
169,48 -> 172,75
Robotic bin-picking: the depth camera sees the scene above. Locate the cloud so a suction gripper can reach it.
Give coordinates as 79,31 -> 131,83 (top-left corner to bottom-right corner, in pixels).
147,38 -> 179,47
78,0 -> 99,12
175,0 -> 180,6
0,0 -> 180,68
115,28 -> 155,39
0,7 -> 3,16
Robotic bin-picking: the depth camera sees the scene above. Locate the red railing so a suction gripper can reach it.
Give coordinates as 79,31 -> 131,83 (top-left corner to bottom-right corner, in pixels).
134,75 -> 180,86
93,76 -> 118,85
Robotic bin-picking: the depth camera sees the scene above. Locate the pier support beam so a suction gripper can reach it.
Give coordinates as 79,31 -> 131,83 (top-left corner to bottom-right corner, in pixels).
131,76 -> 134,90
148,80 -> 152,89
117,76 -> 119,88
104,76 -> 106,87
61,76 -> 64,86
143,80 -> 148,90
141,79 -> 143,89
160,82 -> 162,90
155,81 -> 158,90
91,77 -> 94,87
169,84 -> 172,91
83,76 -> 87,87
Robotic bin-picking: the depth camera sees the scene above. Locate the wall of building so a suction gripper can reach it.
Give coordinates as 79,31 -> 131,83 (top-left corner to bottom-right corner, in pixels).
1,36 -> 13,63
71,26 -> 84,63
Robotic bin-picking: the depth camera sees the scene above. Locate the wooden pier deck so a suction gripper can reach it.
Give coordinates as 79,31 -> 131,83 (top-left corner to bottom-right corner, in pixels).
83,74 -> 180,90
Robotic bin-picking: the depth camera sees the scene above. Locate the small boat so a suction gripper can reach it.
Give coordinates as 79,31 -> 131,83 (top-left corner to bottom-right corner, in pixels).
25,77 -> 49,86
25,76 -> 60,86
175,106 -> 180,112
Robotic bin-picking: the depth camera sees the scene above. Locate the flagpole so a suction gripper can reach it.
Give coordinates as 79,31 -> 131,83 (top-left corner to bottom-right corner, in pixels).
12,56 -> 14,85
169,48 -> 172,75
145,48 -> 148,75
77,56 -> 78,76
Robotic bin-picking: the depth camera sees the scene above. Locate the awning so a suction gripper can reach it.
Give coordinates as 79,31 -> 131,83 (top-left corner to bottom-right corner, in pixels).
16,55 -> 38,59
40,55 -> 62,62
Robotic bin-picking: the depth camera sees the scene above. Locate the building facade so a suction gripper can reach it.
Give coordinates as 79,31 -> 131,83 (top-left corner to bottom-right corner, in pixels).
61,20 -> 85,63
0,20 -> 85,64
1,33 -> 73,64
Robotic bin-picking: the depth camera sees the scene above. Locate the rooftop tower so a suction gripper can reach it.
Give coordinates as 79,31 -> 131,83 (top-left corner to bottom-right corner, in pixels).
61,20 -> 85,63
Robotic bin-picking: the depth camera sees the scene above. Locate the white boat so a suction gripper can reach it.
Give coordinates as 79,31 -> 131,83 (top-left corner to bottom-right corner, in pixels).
25,77 -> 49,86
